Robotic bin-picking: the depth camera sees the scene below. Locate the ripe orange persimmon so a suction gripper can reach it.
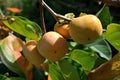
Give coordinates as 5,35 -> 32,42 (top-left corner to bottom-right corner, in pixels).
23,40 -> 45,67
54,22 -> 70,38
48,74 -> 52,80
37,31 -> 68,61
69,14 -> 103,44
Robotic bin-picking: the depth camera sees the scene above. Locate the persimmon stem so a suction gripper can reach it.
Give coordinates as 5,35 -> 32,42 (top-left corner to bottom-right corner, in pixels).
39,1 -> 106,34
39,0 -> 46,34
42,1 -> 71,22
102,29 -> 106,33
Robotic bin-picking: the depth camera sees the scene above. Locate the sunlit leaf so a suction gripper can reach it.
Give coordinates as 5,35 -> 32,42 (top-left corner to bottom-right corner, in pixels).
58,58 -> 87,80
96,5 -> 112,29
49,63 -> 65,80
70,49 -> 106,73
88,52 -> 120,80
2,16 -> 42,40
103,23 -> 120,51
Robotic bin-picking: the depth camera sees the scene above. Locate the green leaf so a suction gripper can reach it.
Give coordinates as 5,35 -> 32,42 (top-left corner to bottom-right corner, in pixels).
103,23 -> 120,51
0,35 -> 25,77
70,49 -> 106,73
2,16 -> 42,40
68,41 -> 77,51
58,58 -> 87,80
117,78 -> 120,80
0,75 -> 10,80
87,37 -> 112,60
96,5 -> 112,29
49,63 -> 65,80
9,77 -> 26,80
0,75 -> 25,80
103,23 -> 120,36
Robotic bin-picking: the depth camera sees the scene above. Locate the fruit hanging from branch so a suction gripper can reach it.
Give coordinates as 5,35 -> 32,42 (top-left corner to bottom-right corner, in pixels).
54,22 -> 70,39
39,1 -> 103,44
54,13 -> 75,39
37,31 -> 68,61
69,14 -> 103,44
23,40 -> 45,67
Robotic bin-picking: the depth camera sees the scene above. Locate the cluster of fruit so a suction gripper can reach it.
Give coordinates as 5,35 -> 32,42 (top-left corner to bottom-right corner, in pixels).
22,14 -> 103,72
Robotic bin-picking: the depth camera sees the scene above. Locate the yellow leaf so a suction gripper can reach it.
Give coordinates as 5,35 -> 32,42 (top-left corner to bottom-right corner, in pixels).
88,52 -> 120,80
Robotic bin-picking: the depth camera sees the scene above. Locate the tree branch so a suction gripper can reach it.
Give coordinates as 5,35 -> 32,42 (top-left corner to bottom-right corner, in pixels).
38,0 -> 46,34
39,0 -> 106,34
42,1 -> 71,22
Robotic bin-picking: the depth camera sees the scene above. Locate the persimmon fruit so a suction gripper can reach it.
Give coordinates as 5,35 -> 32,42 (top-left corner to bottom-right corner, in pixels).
69,14 -> 103,44
48,74 -> 52,80
23,40 -> 45,67
54,22 -> 70,38
37,31 -> 68,61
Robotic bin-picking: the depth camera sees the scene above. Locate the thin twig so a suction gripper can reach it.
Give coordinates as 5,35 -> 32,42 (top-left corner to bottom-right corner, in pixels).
42,1 -> 71,22
42,1 -> 58,21
38,0 -> 46,34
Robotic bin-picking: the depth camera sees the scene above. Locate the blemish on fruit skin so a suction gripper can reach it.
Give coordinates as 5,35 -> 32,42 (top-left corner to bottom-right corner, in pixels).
54,51 -> 56,54
88,38 -> 91,41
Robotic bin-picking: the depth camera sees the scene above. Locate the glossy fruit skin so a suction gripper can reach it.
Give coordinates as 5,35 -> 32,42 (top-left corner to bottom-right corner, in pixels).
54,22 -> 70,38
69,15 -> 103,44
23,40 -> 45,67
37,31 -> 68,61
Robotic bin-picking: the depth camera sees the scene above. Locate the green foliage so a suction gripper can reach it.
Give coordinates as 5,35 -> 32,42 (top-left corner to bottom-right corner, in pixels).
49,58 -> 87,80
103,23 -> 120,51
70,49 -> 106,73
0,75 -> 10,80
49,63 -> 64,80
0,75 -> 25,80
96,5 -> 112,29
9,77 -> 26,80
87,37 -> 112,60
0,0 -> 120,80
58,58 -> 87,80
0,38 -> 25,77
2,16 -> 42,40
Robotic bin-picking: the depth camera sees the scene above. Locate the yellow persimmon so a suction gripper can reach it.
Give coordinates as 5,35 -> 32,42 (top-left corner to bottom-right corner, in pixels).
69,14 -> 103,44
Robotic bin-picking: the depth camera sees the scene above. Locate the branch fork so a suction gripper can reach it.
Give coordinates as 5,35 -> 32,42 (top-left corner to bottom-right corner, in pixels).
39,0 -> 71,34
